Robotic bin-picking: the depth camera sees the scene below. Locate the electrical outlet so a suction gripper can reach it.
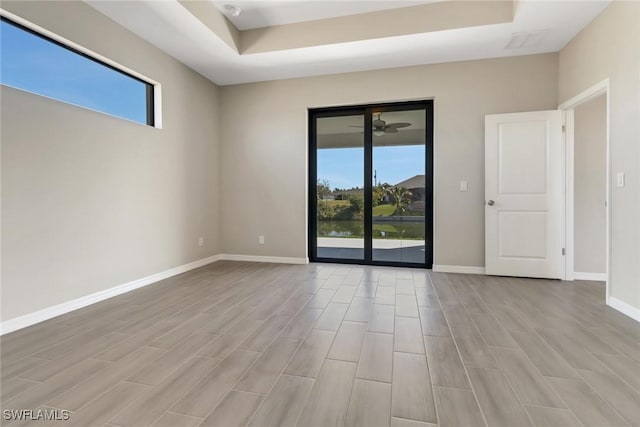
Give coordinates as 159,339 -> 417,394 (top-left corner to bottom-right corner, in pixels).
460,180 -> 468,192
259,235 -> 265,245
617,172 -> 625,188
198,237 -> 204,247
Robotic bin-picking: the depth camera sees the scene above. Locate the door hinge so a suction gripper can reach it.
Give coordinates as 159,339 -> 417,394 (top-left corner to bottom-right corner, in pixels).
562,125 -> 566,133
562,248 -> 566,256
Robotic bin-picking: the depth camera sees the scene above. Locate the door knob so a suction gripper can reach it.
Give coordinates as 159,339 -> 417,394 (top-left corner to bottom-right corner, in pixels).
487,200 -> 495,206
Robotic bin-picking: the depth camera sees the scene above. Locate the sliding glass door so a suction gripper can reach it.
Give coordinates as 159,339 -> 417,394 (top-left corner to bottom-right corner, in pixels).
309,101 -> 433,268
372,108 -> 427,264
314,111 -> 366,261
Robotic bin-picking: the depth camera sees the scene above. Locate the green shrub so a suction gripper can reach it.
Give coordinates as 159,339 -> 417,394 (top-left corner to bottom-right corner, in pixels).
317,200 -> 335,220
347,195 -> 364,213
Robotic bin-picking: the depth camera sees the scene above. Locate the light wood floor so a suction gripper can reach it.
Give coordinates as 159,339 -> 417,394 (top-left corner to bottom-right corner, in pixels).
2,261 -> 639,427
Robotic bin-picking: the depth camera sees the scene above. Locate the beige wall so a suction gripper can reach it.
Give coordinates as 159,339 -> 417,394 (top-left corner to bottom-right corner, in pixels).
219,54 -> 559,266
5,1 -> 635,324
1,1 -> 221,321
574,95 -> 607,274
559,1 -> 640,310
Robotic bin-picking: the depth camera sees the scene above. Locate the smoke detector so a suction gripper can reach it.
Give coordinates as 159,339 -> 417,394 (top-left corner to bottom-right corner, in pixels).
224,4 -> 242,17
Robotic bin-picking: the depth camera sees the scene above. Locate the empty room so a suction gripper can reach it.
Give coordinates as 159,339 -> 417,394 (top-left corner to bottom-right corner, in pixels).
1,0 -> 639,426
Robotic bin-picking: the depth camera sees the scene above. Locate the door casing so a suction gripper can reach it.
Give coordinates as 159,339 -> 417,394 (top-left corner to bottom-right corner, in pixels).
558,79 -> 611,300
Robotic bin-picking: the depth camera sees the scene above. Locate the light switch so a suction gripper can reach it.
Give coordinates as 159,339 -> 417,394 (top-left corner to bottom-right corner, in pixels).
617,172 -> 625,188
460,180 -> 468,192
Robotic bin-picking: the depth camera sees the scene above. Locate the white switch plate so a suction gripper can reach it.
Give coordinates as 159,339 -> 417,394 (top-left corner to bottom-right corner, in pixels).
617,172 -> 625,187
259,235 -> 265,244
198,237 -> 204,247
460,180 -> 468,192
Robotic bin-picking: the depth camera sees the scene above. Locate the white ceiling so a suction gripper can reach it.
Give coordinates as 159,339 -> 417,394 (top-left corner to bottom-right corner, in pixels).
86,0 -> 610,86
211,0 -> 437,30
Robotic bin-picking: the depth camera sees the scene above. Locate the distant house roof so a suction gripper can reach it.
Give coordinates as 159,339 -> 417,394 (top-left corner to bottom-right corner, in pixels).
395,174 -> 425,189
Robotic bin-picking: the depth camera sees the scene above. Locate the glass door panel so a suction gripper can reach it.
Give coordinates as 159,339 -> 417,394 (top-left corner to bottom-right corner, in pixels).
310,102 -> 432,267
371,109 -> 426,264
315,113 -> 365,260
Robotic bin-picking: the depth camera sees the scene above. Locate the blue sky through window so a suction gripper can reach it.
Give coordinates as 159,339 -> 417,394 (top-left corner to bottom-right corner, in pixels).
318,144 -> 425,190
1,19 -> 148,125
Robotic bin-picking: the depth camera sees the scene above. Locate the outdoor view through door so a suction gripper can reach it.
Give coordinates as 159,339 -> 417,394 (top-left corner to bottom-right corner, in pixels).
309,101 -> 433,268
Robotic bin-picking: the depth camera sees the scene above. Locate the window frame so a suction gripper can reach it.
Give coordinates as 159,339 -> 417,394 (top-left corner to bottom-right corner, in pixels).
0,11 -> 161,128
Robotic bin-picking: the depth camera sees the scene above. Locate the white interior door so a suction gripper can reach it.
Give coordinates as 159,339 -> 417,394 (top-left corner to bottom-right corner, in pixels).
485,110 -> 564,279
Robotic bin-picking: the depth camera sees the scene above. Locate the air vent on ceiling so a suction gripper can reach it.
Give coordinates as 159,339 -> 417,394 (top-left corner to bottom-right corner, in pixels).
505,29 -> 551,49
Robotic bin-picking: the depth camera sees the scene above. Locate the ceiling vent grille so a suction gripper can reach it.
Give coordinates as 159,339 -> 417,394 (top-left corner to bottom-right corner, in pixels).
505,29 -> 551,49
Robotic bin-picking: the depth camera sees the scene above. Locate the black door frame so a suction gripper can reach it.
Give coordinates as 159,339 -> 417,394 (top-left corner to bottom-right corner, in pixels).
308,99 -> 434,269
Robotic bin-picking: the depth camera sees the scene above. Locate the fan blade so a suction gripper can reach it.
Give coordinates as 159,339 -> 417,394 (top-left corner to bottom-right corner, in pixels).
373,119 -> 386,127
386,122 -> 411,129
384,128 -> 398,133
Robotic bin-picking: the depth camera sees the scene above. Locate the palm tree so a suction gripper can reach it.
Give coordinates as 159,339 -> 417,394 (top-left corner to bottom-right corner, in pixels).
386,186 -> 412,215
373,183 -> 390,206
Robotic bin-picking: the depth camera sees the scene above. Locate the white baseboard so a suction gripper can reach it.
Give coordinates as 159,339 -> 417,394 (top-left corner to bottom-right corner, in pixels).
573,272 -> 607,281
0,253 -> 310,335
0,254 -> 223,335
432,265 -> 486,275
220,254 -> 309,265
607,296 -> 640,322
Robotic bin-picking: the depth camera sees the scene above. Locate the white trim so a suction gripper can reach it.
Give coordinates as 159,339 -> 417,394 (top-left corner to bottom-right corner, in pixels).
153,84 -> 163,129
0,8 -> 163,129
0,254 -> 222,335
432,265 -> 486,274
558,79 -> 610,110
564,109 -> 576,281
221,254 -> 309,264
558,79 -> 610,306
607,297 -> 640,323
573,272 -> 607,281
0,253 -> 310,335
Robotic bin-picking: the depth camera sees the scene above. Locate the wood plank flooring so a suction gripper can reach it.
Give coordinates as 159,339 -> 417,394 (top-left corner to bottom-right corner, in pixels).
2,261 -> 639,426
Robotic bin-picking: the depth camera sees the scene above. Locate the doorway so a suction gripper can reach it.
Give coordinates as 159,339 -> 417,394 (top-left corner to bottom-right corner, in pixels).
559,79 -> 610,299
572,94 -> 607,281
308,100 -> 434,268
